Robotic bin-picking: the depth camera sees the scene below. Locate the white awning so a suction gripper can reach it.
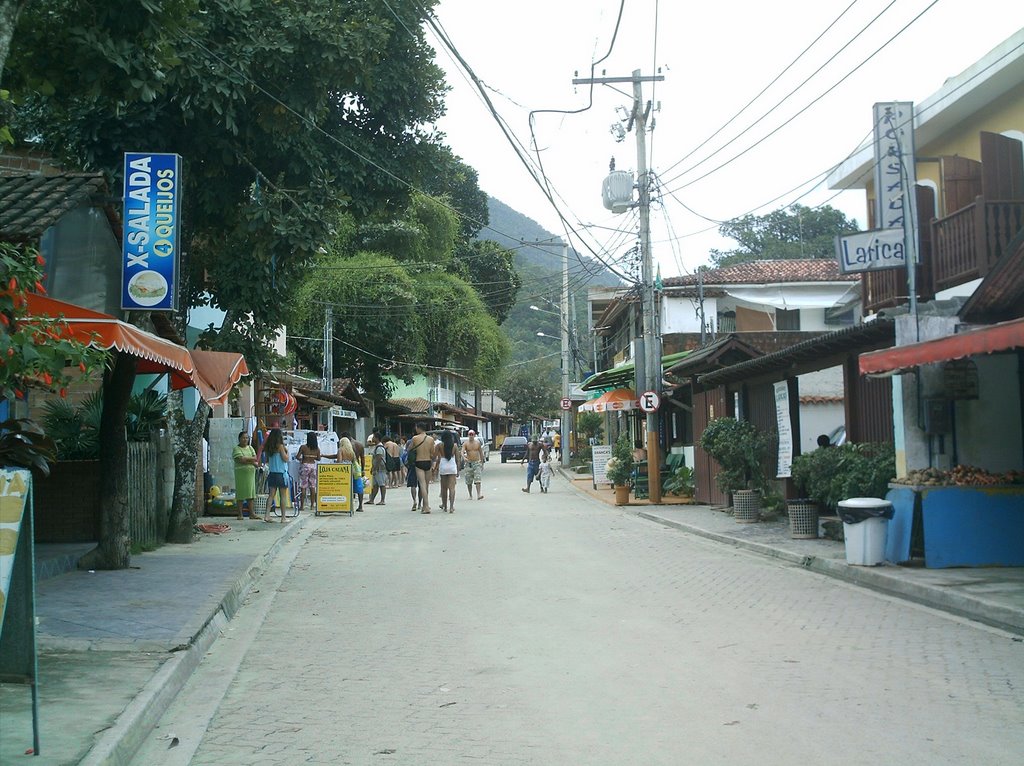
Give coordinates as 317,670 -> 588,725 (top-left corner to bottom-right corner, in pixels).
723,282 -> 859,310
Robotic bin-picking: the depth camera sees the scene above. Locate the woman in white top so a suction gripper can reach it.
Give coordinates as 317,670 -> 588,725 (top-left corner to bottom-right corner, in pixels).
434,431 -> 462,513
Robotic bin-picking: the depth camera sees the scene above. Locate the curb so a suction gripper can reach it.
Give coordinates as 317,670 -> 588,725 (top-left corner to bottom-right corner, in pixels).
78,514 -> 311,766
636,510 -> 1024,636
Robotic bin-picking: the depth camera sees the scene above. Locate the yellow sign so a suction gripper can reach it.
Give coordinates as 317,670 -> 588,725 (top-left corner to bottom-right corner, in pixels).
362,454 -> 373,493
317,463 -> 352,514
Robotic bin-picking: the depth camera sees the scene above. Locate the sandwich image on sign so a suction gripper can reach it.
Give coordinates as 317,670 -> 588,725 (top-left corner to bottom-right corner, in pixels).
127,270 -> 168,306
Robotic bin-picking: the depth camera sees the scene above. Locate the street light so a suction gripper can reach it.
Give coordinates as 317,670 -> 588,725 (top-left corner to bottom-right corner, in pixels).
536,331 -> 559,340
529,305 -> 559,315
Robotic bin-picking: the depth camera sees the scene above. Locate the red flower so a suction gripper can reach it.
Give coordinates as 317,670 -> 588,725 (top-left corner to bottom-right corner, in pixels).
79,361 -> 87,372
59,388 -> 67,398
36,254 -> 46,266
7,277 -> 16,292
35,281 -> 47,295
42,372 -> 53,385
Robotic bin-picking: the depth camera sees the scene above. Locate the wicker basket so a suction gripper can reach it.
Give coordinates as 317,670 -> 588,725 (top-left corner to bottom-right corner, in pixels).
732,489 -> 761,523
252,494 -> 269,516
787,499 -> 819,539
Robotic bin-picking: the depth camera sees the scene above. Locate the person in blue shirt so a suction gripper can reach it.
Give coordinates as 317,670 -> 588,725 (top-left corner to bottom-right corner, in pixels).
264,428 -> 291,523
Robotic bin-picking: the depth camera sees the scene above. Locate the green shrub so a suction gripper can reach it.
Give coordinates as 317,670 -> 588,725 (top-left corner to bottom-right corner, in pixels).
663,465 -> 694,496
605,432 -> 635,485
699,417 -> 770,494
790,443 -> 895,513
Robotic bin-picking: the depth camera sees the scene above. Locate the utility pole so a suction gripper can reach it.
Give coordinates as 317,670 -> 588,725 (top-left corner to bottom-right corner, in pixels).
322,304 -> 333,392
574,68 -> 665,503
560,240 -> 571,469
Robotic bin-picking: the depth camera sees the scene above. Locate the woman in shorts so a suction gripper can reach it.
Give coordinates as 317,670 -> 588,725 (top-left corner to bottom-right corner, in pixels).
264,428 -> 291,523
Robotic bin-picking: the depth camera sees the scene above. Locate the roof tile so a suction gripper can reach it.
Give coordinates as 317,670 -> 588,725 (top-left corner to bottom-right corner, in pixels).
664,259 -> 859,287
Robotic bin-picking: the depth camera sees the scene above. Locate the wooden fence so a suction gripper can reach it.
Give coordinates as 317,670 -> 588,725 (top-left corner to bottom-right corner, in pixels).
126,438 -> 168,550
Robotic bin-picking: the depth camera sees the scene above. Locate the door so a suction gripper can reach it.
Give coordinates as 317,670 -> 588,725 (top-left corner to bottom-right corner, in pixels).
980,131 -> 1024,200
939,156 -> 983,215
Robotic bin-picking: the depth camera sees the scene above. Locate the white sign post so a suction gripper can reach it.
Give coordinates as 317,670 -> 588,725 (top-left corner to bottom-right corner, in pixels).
774,382 -> 793,478
591,444 -> 613,490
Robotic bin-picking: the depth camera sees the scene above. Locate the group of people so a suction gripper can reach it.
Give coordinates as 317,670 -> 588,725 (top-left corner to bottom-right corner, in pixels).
230,422 -> 489,520
403,422 -> 486,514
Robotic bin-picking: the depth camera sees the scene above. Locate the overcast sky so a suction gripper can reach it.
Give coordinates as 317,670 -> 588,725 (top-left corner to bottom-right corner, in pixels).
430,0 -> 1020,279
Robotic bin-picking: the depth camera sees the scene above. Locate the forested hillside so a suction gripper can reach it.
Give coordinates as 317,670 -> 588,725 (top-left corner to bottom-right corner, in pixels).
481,196 -> 620,370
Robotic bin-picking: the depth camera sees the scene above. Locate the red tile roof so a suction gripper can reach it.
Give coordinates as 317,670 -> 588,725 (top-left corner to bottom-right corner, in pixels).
664,259 -> 859,287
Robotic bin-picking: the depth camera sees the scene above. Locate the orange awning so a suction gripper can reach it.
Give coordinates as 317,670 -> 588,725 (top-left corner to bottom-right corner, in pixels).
579,388 -> 640,413
860,316 -> 1024,375
26,294 -> 249,405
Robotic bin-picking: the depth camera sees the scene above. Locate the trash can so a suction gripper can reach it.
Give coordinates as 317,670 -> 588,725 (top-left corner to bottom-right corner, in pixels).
838,497 -> 894,566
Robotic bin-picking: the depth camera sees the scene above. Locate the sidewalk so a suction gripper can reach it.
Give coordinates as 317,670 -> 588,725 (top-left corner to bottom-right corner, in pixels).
0,515 -> 309,766
568,473 -> 1024,636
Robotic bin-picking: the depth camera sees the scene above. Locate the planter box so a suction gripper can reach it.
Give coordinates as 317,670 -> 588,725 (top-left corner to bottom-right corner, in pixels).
886,485 -> 1024,568
33,460 -> 101,543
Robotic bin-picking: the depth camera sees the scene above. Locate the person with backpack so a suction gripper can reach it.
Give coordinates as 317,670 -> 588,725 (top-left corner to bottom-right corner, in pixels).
367,431 -> 388,506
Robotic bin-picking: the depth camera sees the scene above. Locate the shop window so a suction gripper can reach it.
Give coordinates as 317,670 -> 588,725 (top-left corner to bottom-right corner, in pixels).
776,309 -> 800,331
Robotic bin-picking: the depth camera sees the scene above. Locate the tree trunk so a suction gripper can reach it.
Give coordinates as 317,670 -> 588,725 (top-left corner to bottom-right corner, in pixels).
165,389 -> 210,543
0,1 -> 28,81
78,351 -> 136,571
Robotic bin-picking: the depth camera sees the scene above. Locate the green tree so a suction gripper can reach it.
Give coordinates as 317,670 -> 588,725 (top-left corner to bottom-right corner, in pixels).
5,0 -> 451,564
291,250 -> 422,401
709,204 -> 858,267
498,361 -> 560,423
452,239 -> 521,324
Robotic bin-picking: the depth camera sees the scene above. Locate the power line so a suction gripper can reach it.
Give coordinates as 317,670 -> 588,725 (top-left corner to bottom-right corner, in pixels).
660,0 -> 940,192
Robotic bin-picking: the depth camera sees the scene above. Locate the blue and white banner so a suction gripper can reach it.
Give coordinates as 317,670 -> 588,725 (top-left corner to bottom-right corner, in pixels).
121,152 -> 181,311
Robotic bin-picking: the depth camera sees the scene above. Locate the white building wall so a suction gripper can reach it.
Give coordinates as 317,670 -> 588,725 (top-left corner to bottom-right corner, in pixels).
798,308 -> 830,331
661,295 -> 711,334
799,402 -> 845,453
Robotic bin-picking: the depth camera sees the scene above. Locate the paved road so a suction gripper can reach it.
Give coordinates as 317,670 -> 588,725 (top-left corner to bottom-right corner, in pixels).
138,460 -> 1024,765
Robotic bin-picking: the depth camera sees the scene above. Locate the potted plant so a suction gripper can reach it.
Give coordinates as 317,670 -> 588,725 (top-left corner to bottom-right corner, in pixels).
663,464 -> 695,502
790,442 -> 896,540
699,417 -> 769,522
605,432 -> 635,505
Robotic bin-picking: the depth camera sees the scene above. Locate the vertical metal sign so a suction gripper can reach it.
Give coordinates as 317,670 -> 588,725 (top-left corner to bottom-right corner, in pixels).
873,101 -> 918,315
122,152 -> 182,311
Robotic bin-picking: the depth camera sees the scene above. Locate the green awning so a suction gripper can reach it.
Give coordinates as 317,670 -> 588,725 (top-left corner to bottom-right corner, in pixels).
580,350 -> 691,391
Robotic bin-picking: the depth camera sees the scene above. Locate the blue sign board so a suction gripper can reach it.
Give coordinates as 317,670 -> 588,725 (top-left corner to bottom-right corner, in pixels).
121,152 -> 181,311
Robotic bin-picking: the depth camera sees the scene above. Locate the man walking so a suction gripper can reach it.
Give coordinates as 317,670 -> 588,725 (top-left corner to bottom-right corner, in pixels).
461,430 -> 485,500
407,422 -> 436,513
340,431 -> 366,512
367,432 -> 388,505
521,435 -> 549,493
385,434 -> 402,487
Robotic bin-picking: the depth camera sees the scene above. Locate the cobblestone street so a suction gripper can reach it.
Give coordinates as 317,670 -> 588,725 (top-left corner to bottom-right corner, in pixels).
138,463 -> 1024,765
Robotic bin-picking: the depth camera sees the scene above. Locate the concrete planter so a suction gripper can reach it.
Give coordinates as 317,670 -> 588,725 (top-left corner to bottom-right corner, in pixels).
614,485 -> 630,505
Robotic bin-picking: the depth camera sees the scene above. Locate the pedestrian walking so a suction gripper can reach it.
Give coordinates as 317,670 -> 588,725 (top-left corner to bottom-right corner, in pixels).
461,429 -> 485,500
435,430 -> 462,513
521,435 -> 549,493
407,421 -> 435,513
403,436 -> 419,511
296,432 -> 321,512
385,434 -> 402,487
337,437 -> 362,512
232,431 -> 258,519
367,432 -> 388,506
538,452 -> 554,493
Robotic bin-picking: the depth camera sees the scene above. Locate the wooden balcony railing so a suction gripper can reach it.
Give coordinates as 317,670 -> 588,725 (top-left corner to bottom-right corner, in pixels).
862,197 -> 1024,314
932,197 -> 1024,293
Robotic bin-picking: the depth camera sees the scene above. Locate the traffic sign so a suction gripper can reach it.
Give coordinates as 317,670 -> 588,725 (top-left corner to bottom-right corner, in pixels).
639,390 -> 661,412
560,397 -> 572,411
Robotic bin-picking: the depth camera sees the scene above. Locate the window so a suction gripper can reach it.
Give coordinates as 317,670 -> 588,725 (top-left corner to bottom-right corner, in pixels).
825,307 -> 855,326
717,311 -> 736,333
776,309 -> 800,331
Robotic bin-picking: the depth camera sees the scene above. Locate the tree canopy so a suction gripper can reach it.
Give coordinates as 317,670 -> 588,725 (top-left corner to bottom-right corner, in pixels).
497,361 -> 560,423
5,0 -> 450,373
709,204 -> 858,267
